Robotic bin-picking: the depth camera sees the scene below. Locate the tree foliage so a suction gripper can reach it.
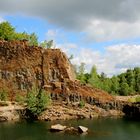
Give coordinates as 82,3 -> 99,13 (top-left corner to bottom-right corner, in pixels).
0,21 -> 38,46
40,40 -> 54,48
76,65 -> 140,96
0,21 -> 15,40
26,88 -> 51,116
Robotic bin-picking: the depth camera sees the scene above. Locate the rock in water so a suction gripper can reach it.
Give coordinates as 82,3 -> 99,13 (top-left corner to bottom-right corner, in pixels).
50,124 -> 66,131
78,126 -> 88,133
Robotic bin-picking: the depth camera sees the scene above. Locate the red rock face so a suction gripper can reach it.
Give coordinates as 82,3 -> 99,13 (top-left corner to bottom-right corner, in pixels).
0,40 -> 120,110
0,40 -> 75,98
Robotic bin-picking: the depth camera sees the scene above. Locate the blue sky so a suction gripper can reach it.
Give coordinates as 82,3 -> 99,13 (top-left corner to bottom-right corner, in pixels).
0,0 -> 140,76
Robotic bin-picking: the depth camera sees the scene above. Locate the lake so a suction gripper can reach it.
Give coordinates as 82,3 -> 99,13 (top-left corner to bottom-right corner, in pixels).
0,118 -> 140,140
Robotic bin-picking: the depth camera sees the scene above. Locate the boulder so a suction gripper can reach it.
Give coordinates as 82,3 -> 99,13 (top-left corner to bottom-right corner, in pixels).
50,124 -> 67,131
78,126 -> 88,133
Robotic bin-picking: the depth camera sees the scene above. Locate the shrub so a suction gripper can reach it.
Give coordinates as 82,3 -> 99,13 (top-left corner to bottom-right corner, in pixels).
26,88 -> 51,116
127,97 -> 136,103
0,89 -> 8,101
79,100 -> 85,108
136,96 -> 140,102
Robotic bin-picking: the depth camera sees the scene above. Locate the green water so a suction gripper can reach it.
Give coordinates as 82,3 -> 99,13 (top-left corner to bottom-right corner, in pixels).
0,118 -> 140,140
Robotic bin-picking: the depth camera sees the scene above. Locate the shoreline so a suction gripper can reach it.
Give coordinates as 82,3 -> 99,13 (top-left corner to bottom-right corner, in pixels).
0,101 -> 124,122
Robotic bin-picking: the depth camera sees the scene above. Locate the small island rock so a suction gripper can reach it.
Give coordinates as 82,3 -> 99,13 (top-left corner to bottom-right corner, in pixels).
78,126 -> 88,133
50,124 -> 67,131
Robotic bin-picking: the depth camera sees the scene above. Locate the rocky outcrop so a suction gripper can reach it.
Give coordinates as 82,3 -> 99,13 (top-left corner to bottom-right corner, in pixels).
0,40 -> 121,111
38,101 -> 123,121
0,40 -> 75,98
0,101 -> 25,122
123,102 -> 140,119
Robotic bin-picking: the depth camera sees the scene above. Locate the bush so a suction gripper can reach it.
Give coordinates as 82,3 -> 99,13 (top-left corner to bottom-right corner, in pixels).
128,97 -> 136,103
0,89 -> 8,101
127,96 -> 140,103
79,100 -> 85,108
136,96 -> 140,102
26,88 -> 51,116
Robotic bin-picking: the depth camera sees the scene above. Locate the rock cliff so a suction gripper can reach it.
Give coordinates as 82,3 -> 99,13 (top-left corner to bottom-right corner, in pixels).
0,40 -> 120,110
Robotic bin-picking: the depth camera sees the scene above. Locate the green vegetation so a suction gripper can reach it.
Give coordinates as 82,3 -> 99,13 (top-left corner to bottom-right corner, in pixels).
0,89 -> 8,101
128,96 -> 140,103
26,88 -> 51,116
0,21 -> 56,48
79,100 -> 85,108
136,96 -> 140,102
40,40 -> 54,48
0,21 -> 38,46
77,64 -> 140,96
15,88 -> 51,116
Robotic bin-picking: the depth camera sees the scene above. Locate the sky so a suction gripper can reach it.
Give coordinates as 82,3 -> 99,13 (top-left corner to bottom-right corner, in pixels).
0,0 -> 140,76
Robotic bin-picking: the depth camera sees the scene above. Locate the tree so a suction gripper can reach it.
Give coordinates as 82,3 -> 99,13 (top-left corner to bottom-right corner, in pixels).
126,69 -> 135,92
68,54 -> 74,61
0,21 -> 15,40
36,90 -> 51,114
110,76 -> 120,94
88,65 -> 100,88
40,40 -> 54,48
14,32 -> 29,40
28,33 -> 38,46
26,87 -> 51,116
119,75 -> 130,95
26,88 -> 38,115
134,67 -> 140,93
77,62 -> 86,83
120,82 -> 130,96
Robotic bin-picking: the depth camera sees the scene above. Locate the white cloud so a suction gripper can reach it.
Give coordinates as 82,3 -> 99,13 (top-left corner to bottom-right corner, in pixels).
59,44 -> 140,76
1,0 -> 140,41
56,43 -> 78,55
85,19 -> 140,42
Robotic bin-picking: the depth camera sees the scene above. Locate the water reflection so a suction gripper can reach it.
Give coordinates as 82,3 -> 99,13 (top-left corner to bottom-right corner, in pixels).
0,118 -> 140,140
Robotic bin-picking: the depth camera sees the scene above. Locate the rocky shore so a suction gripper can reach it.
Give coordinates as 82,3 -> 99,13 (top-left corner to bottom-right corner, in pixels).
38,101 -> 124,121
0,101 -> 24,122
0,101 -> 124,122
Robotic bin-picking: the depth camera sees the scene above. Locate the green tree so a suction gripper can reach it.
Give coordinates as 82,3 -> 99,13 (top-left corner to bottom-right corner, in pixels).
68,54 -> 74,61
0,21 -> 15,40
14,32 -> 29,40
119,75 -> 130,95
110,76 -> 120,94
28,33 -> 38,46
126,69 -> 135,92
88,65 -> 100,88
120,82 -> 130,96
77,62 -> 86,83
36,90 -> 51,114
26,88 -> 38,115
134,67 -> 140,93
40,40 -> 54,48
26,88 -> 51,116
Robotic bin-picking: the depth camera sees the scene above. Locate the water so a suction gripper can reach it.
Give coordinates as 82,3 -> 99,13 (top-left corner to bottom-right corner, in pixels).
0,118 -> 140,140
